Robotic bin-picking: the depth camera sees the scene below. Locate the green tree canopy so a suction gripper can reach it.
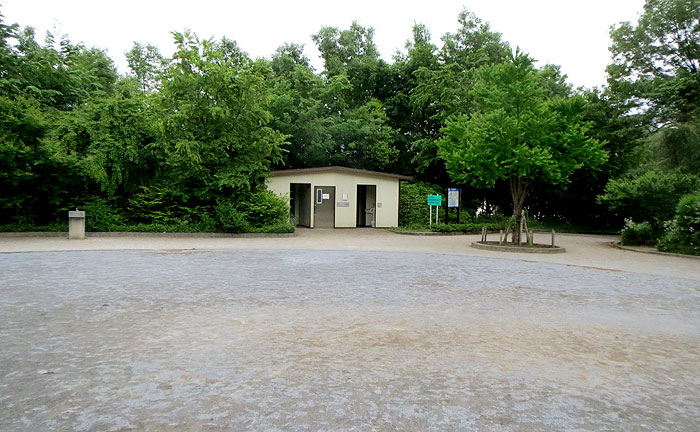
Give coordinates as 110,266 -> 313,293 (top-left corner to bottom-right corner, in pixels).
157,31 -> 287,205
607,0 -> 700,125
438,52 -> 607,241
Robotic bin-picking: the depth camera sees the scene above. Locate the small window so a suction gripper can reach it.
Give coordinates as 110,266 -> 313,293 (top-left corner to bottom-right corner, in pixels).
316,188 -> 323,204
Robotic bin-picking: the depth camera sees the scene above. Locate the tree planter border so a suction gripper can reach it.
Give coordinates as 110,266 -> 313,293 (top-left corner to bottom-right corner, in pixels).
470,241 -> 566,254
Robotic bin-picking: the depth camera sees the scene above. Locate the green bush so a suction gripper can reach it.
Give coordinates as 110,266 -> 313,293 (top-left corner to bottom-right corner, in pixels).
620,221 -> 658,246
399,182 -> 445,226
430,219 -> 511,233
127,186 -> 201,225
238,190 -> 289,228
431,223 -> 471,233
83,199 -> 123,231
215,202 -> 250,233
0,221 -> 67,232
657,192 -> 700,255
248,223 -> 296,234
105,222 -> 217,233
598,170 -> 700,228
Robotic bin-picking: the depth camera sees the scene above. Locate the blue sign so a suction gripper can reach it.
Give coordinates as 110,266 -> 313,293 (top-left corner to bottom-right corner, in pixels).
448,188 -> 459,208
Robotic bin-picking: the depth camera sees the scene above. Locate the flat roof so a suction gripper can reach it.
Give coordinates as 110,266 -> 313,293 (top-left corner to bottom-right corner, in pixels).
270,166 -> 413,181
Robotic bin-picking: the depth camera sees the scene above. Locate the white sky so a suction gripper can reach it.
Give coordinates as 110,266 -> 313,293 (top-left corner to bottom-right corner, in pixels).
2,0 -> 646,89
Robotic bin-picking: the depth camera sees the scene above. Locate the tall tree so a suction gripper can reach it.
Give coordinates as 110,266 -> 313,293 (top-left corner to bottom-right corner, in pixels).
126,42 -> 168,93
438,52 -> 607,241
607,0 -> 700,125
440,8 -> 511,70
408,9 -> 512,183
156,31 -> 287,208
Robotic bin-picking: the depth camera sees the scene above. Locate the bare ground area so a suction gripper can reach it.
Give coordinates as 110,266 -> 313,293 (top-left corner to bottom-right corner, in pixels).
1,230 -> 699,431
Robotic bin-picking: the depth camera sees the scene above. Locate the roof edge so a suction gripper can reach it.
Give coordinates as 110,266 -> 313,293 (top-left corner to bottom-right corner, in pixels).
270,166 -> 413,181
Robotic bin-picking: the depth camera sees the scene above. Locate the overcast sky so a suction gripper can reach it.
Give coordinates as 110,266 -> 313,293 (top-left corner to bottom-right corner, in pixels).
2,0 -> 646,89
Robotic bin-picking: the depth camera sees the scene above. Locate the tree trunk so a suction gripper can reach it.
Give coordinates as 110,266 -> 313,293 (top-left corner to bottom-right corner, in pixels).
510,177 -> 528,244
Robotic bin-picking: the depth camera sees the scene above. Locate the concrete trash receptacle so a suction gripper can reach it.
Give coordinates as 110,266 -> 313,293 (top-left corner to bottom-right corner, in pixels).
68,210 -> 85,239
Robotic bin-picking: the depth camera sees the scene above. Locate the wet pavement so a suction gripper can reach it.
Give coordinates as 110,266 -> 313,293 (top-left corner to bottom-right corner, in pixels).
1,248 -> 699,431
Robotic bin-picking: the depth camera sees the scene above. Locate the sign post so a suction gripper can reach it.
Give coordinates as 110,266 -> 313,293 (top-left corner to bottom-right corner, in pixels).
447,188 -> 460,224
427,195 -> 442,226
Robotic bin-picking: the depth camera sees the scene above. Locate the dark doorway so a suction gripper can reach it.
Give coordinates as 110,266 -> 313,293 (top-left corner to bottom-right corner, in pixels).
313,186 -> 335,228
356,185 -> 377,227
290,183 -> 311,227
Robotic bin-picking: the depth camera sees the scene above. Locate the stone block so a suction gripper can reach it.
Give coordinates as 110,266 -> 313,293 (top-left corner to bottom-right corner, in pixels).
68,210 -> 85,240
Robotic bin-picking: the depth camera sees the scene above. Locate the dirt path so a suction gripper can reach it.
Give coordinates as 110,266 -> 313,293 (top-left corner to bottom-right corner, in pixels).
2,247 -> 699,431
1,228 -> 698,280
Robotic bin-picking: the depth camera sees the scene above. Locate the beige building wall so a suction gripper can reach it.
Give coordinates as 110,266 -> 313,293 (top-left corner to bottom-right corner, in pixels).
266,171 -> 401,228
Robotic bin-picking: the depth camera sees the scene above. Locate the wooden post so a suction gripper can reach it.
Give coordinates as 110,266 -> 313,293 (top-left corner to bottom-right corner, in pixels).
528,230 -> 534,246
481,226 -> 487,243
551,229 -> 556,247
499,230 -> 504,245
445,189 -> 449,225
457,193 -> 461,224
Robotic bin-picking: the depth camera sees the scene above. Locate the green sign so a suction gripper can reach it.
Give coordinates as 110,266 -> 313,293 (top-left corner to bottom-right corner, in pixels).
427,195 -> 442,206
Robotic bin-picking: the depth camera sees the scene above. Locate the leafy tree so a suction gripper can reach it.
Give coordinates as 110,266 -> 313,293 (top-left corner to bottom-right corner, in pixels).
633,116 -> 700,174
156,31 -> 287,207
0,96 -> 46,221
312,21 -> 380,78
272,30 -> 399,172
438,52 -> 607,242
408,9 -> 511,183
597,169 -> 700,229
324,98 -> 399,170
268,44 -> 328,169
607,0 -> 700,125
440,8 -> 511,69
384,23 -> 440,177
312,22 -> 392,107
270,43 -> 312,76
657,191 -> 700,255
126,42 -> 168,93
601,0 -> 700,231
47,87 -> 160,199
0,11 -> 20,97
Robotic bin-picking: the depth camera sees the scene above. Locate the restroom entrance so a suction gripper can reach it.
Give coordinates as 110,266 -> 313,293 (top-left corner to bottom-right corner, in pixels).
314,186 -> 335,228
356,185 -> 377,227
290,183 -> 311,227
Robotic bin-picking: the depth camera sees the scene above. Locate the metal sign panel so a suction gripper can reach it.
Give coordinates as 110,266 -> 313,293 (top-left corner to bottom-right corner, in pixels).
447,188 -> 459,208
427,195 -> 442,206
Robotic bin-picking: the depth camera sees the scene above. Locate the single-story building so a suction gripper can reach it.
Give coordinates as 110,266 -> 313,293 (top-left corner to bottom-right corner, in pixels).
266,166 -> 412,228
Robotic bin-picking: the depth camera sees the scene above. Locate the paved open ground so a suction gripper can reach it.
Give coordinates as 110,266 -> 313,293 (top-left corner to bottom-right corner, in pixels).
1,230 -> 699,431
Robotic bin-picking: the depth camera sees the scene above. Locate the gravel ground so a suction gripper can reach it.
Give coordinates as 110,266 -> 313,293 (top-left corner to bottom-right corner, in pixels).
1,240 -> 699,431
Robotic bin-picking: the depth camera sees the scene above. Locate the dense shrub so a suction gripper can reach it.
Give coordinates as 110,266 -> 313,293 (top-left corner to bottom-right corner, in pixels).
105,222 -> 217,233
657,192 -> 700,255
238,190 -> 289,228
83,199 -> 124,231
620,221 -> 658,246
399,182 -> 445,226
0,221 -> 68,232
598,170 -> 700,228
214,190 -> 289,232
127,186 -> 199,225
430,218 -> 511,233
215,202 -> 250,233
248,223 -> 296,234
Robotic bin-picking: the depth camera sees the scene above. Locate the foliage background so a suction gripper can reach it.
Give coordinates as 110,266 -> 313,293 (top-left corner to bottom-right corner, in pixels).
1,1 -> 698,247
